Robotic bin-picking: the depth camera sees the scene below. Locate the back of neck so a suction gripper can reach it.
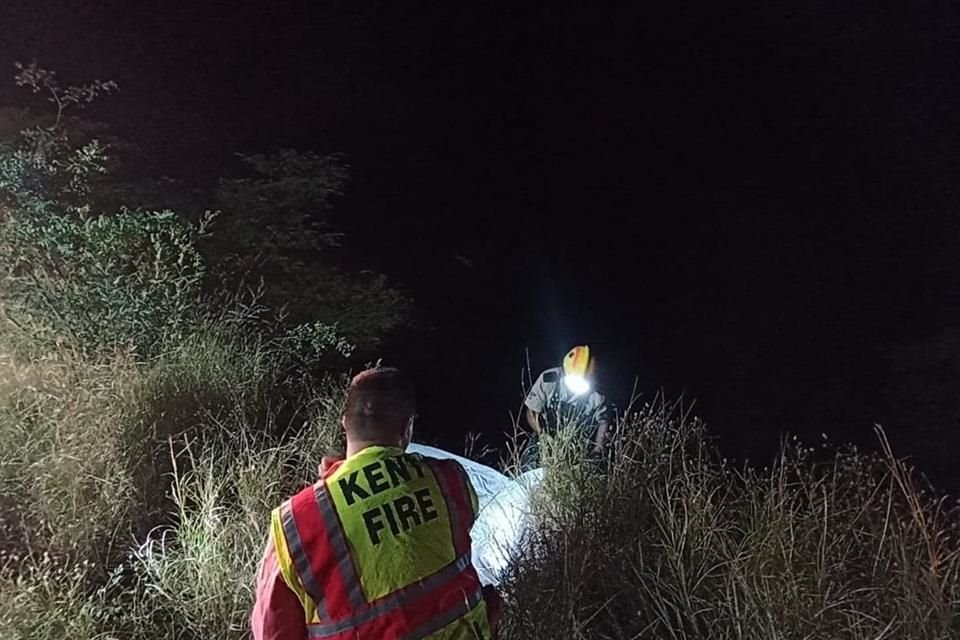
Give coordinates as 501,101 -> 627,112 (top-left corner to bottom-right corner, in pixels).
346,439 -> 402,458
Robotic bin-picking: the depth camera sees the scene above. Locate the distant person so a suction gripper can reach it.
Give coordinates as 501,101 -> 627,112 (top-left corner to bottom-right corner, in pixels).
523,345 -> 610,468
252,367 -> 499,640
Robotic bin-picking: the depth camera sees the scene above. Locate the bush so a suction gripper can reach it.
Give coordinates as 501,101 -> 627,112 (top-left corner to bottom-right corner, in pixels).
0,314 -> 297,565
5,337 -> 960,640
1,209 -> 210,358
499,399 -> 960,640
210,149 -> 413,352
0,63 -> 210,360
0,63 -> 116,216
0,316 -> 347,638
0,64 -> 392,640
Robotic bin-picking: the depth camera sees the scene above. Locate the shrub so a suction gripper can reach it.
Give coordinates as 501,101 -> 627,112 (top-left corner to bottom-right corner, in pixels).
0,63 -> 210,359
210,149 -> 413,352
499,400 -> 960,640
0,64 -> 378,640
1,209 -> 210,358
0,316 -> 348,639
0,62 -> 116,216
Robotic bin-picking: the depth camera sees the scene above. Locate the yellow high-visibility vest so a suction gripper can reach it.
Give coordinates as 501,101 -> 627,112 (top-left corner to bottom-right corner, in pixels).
271,446 -> 490,639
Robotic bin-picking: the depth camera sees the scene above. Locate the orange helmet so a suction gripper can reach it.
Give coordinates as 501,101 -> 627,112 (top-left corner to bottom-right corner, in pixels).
563,345 -> 595,378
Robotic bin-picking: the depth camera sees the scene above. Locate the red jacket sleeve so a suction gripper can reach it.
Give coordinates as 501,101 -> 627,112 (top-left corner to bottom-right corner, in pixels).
251,539 -> 307,640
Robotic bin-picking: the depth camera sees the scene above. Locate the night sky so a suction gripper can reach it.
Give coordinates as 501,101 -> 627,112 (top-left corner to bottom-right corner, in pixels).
4,2 -> 960,483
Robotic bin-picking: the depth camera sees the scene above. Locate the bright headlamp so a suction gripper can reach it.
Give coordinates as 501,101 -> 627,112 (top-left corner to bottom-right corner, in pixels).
562,374 -> 591,396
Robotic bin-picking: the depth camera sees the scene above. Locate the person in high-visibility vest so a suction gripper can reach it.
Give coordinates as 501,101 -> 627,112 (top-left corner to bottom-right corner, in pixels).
252,367 -> 500,640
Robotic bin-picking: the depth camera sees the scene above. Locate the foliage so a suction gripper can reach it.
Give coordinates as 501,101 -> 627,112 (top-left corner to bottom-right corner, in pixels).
286,268 -> 412,351
0,62 -> 116,215
500,400 -> 960,640
211,150 -> 412,351
0,62 -> 413,640
217,149 -> 349,226
279,319 -> 356,369
0,308 -> 347,637
2,62 -> 959,640
0,64 -> 212,359
1,209 -> 211,358
209,149 -> 347,315
4,307 -> 960,640
1,64 -> 411,361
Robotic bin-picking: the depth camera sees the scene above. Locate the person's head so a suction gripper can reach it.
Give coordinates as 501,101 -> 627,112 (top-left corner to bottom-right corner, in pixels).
561,345 -> 597,396
342,367 -> 416,449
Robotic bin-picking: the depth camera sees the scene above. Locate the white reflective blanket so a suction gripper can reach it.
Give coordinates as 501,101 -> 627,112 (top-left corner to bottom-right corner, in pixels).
407,444 -> 542,586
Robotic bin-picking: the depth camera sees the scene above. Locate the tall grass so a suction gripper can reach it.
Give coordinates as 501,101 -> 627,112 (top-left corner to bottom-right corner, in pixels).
136,417 -> 342,639
2,313 -> 959,639
0,555 -> 102,640
0,313 -> 343,639
500,399 -> 960,640
0,344 -> 138,564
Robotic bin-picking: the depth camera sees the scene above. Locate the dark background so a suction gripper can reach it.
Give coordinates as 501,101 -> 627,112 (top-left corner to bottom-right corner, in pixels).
4,2 -> 960,484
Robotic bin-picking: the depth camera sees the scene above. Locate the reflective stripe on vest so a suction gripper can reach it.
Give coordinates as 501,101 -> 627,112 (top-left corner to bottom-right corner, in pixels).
426,458 -> 473,556
306,553 -> 474,638
399,586 -> 483,640
314,485 -> 366,610
279,500 -> 329,619
273,448 -> 488,639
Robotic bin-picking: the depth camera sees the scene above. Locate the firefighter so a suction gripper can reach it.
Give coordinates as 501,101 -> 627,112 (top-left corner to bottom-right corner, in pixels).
252,367 -> 499,640
522,345 -> 610,469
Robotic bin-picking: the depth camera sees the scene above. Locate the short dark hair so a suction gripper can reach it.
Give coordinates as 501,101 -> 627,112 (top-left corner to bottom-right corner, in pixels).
343,367 -> 416,439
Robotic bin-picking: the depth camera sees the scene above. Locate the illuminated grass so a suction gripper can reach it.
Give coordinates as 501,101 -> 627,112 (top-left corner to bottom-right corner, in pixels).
499,399 -> 960,640
0,324 -> 957,639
